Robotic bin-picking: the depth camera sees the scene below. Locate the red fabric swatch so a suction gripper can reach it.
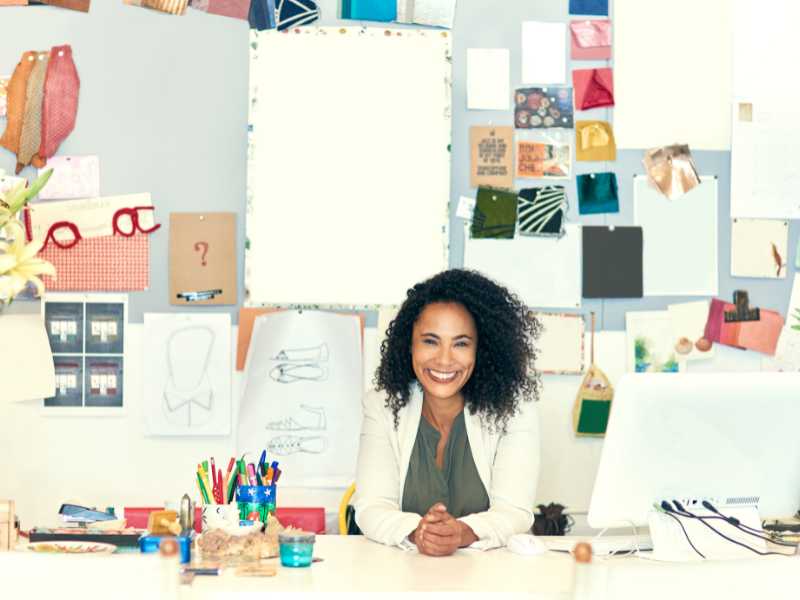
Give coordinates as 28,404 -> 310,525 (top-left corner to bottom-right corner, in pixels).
39,45 -> 80,160
573,67 -> 614,110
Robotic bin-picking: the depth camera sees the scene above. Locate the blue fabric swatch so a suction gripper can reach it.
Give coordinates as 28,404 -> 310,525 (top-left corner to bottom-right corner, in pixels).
342,0 -> 397,22
577,172 -> 619,215
569,0 -> 608,16
249,0 -> 276,31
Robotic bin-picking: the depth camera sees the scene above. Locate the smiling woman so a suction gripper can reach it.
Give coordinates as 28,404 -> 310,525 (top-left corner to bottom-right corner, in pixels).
354,269 -> 542,556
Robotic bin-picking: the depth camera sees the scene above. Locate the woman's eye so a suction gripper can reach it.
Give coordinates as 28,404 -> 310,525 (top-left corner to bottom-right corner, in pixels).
422,338 -> 437,346
455,341 -> 470,348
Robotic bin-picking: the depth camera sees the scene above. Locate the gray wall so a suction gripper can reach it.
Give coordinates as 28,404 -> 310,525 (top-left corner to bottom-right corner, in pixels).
1,0 -> 796,328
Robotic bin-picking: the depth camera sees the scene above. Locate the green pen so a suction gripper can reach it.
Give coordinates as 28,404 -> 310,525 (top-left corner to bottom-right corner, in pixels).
196,471 -> 210,504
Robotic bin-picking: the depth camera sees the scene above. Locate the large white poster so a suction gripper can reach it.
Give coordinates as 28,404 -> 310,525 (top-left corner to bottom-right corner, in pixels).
238,311 -> 363,488
245,27 -> 450,306
613,0 -> 732,150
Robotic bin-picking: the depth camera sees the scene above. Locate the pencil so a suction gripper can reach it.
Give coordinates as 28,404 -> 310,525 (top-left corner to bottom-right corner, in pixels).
196,471 -> 210,504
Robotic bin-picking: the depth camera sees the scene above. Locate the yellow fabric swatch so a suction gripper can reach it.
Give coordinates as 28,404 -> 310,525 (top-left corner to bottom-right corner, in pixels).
575,120 -> 616,161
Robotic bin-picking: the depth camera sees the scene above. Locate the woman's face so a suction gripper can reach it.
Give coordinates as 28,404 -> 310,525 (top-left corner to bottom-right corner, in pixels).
411,302 -> 477,403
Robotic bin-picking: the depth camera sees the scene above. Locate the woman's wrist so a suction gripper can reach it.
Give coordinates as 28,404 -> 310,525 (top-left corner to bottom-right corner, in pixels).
457,521 -> 478,547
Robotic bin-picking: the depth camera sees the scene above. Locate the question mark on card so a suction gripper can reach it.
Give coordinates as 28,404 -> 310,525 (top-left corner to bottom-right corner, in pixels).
194,241 -> 209,267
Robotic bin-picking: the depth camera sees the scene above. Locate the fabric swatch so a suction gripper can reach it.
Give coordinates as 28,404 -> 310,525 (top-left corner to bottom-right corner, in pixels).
249,0 -> 276,30
582,226 -> 643,298
17,52 -> 49,171
0,77 -> 8,118
569,0 -> 608,16
276,0 -> 318,30
577,172 -> 618,214
341,0 -> 395,21
572,68 -> 614,110
39,232 -> 149,291
575,120 -> 616,161
141,0 -> 189,14
40,0 -> 91,11
704,298 -> 784,356
39,45 -> 80,161
642,144 -> 700,200
514,87 -> 573,129
570,19 -> 611,60
471,187 -> 518,239
191,0 -> 249,19
396,0 -> 456,28
0,51 -> 37,156
517,186 -> 566,238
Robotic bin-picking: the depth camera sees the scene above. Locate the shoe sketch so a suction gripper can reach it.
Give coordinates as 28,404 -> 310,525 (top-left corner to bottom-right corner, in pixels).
265,405 -> 327,431
269,363 -> 328,383
271,343 -> 329,363
267,435 -> 328,455
163,325 -> 216,428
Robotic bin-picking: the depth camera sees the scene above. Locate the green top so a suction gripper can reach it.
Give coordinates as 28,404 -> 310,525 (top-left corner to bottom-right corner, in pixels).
401,411 -> 490,519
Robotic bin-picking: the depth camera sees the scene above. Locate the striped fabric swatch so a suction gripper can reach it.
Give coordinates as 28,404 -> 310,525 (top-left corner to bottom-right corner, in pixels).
517,186 -> 566,238
141,0 -> 189,14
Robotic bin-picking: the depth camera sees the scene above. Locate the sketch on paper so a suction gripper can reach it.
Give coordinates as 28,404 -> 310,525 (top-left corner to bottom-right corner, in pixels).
269,342 -> 329,383
266,405 -> 327,431
634,336 -> 679,373
268,435 -> 329,455
238,310 -> 363,487
163,325 -> 215,428
144,313 -> 231,436
626,311 -> 681,374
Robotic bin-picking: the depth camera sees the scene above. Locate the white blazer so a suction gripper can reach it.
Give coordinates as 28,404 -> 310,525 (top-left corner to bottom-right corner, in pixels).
353,385 -> 540,550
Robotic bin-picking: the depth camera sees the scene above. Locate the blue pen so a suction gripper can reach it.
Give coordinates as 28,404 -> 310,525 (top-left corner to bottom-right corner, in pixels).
270,461 -> 279,472
258,450 -> 267,476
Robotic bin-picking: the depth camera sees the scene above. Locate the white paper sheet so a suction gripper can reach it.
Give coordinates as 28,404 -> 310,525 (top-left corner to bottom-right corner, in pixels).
730,218 -> 789,279
466,48 -> 510,110
668,301 -> 714,363
634,176 -> 718,296
685,343 -> 767,374
532,312 -> 584,374
239,310 -> 362,487
613,0 -> 732,149
463,223 -> 582,309
625,311 -> 681,374
143,313 -> 231,436
396,0 -> 456,28
37,156 -> 101,201
0,312 -> 55,401
521,21 -> 566,85
27,193 -> 154,243
774,274 -> 800,370
246,28 -> 450,306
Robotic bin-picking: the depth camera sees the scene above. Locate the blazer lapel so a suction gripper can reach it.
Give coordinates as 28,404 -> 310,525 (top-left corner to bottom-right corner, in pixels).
464,404 -> 491,492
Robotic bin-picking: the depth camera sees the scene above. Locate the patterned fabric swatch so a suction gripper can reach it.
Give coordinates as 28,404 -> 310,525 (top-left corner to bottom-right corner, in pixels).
577,172 -> 619,214
276,0 -> 319,30
517,186 -> 566,238
471,187 -> 518,239
142,0 -> 189,14
0,51 -> 37,155
39,45 -> 80,160
40,233 -> 149,291
17,53 -> 49,169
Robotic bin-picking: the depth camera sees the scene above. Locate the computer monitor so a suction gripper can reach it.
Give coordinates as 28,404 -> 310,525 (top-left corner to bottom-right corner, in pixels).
588,372 -> 800,529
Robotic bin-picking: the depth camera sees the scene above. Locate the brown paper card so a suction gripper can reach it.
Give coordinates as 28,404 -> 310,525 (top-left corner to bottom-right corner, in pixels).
170,212 -> 237,306
40,0 -> 90,11
0,1 -> 28,5
237,308 -> 367,371
470,126 -> 513,189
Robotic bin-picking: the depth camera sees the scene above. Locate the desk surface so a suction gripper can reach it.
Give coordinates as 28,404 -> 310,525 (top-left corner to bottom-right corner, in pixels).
4,535 -> 800,600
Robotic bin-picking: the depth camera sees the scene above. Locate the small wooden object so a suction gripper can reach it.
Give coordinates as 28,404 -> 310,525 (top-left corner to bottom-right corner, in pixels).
147,509 -> 180,535
0,500 -> 15,551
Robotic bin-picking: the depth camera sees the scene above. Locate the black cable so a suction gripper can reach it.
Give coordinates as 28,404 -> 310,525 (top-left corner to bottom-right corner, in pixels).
701,501 -> 798,548
666,501 -> 793,557
660,506 -> 705,559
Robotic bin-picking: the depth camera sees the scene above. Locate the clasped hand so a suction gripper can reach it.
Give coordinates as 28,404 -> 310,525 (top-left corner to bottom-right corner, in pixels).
410,503 -> 477,556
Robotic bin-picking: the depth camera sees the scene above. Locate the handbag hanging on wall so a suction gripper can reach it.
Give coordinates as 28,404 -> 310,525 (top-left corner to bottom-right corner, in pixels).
573,312 -> 614,437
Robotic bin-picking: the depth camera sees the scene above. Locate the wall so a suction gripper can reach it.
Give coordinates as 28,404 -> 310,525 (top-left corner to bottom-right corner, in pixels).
1,0 -> 797,529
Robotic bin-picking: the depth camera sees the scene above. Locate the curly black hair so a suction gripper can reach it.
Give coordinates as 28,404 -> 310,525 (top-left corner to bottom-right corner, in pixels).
375,269 -> 542,431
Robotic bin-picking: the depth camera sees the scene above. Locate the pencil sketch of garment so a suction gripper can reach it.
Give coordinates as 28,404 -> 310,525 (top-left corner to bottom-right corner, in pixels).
162,325 -> 215,427
265,405 -> 327,431
268,435 -> 328,455
269,342 -> 329,383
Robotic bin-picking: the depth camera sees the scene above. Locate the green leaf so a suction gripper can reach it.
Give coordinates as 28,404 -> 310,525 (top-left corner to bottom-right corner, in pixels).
22,169 -> 53,203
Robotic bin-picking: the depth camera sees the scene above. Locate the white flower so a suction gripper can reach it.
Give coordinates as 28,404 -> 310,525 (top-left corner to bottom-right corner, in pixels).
0,220 -> 55,299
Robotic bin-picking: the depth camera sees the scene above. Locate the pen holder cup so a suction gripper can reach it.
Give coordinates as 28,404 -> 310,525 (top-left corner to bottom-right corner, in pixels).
236,485 -> 277,523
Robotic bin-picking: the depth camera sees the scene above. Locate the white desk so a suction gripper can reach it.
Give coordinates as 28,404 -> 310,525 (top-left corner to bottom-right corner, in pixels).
4,536 -> 800,600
